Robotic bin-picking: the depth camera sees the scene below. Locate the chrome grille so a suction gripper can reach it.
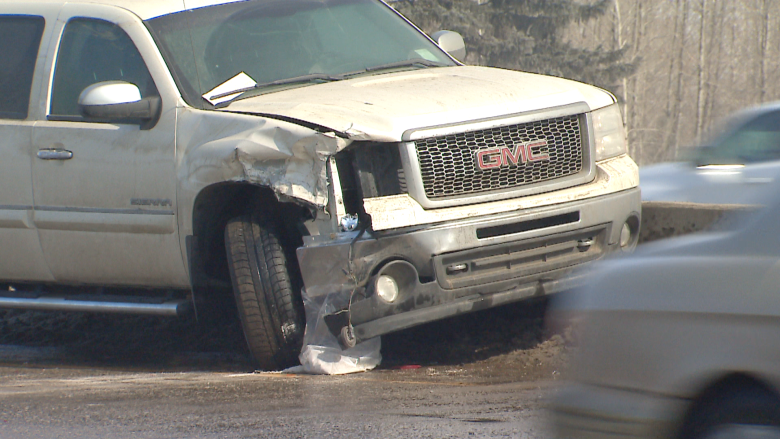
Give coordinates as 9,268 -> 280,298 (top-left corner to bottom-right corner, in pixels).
415,115 -> 584,199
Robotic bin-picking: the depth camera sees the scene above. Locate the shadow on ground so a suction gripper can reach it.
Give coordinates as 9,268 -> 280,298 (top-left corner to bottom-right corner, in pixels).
0,306 -> 251,371
381,296 -> 553,366
0,295 -> 568,378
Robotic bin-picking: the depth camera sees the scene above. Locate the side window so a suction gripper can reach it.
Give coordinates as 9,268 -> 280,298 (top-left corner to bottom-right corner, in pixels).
0,15 -> 45,120
724,111 -> 780,163
50,18 -> 157,119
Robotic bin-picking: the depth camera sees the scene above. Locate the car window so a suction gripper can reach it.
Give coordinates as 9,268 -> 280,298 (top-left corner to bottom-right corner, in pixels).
50,18 -> 157,120
0,15 -> 45,120
727,111 -> 780,162
696,110 -> 780,165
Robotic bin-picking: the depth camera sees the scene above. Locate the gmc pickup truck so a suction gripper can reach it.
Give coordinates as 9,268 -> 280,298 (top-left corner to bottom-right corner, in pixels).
0,0 -> 640,370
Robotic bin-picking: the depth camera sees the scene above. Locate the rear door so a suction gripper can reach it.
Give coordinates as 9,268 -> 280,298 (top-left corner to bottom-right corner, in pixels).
0,9 -> 54,282
31,5 -> 189,287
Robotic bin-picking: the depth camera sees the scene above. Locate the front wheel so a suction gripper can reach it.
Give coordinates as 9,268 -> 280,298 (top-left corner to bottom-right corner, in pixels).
224,214 -> 304,370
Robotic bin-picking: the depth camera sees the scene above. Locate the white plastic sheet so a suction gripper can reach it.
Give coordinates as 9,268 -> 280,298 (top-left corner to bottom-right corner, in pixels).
284,288 -> 381,375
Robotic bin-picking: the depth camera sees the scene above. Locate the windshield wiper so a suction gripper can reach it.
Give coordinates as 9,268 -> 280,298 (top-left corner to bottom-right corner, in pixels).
257,73 -> 343,89
214,73 -> 343,107
339,58 -> 448,79
366,58 -> 447,72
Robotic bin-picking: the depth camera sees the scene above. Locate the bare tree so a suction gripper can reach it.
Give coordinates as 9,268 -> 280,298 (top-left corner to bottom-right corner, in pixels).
758,0 -> 773,103
694,0 -> 711,141
666,0 -> 689,161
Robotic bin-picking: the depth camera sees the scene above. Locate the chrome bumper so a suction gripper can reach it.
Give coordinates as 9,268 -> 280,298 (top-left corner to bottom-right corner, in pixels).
297,187 -> 641,342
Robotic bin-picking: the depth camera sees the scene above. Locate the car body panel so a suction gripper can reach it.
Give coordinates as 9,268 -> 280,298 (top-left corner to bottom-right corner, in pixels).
0,4 -> 59,282
173,108 -> 350,241
554,383 -> 687,439
0,120 -> 55,282
23,2 -> 189,286
224,66 -> 615,143
551,199 -> 780,438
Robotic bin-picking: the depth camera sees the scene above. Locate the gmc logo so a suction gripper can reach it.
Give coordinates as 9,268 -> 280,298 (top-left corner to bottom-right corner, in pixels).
475,139 -> 550,170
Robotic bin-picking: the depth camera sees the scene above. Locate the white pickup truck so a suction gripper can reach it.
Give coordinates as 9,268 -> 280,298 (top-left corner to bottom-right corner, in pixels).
0,0 -> 640,369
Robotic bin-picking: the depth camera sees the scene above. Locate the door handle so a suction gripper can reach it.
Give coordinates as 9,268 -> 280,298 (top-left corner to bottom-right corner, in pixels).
37,148 -> 73,160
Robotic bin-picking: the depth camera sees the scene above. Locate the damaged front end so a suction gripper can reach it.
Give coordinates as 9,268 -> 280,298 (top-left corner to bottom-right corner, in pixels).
295,114 -> 640,347
181,97 -> 640,356
177,94 -> 640,374
298,189 -> 638,347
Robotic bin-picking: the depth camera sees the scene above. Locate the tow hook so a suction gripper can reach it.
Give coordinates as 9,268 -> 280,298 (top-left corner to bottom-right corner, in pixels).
577,238 -> 594,252
338,325 -> 357,350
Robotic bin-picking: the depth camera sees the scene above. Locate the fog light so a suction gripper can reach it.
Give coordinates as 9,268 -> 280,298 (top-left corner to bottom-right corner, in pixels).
620,222 -> 632,248
376,275 -> 399,303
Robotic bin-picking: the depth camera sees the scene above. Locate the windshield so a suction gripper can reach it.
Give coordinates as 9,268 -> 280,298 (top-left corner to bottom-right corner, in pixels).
146,0 -> 455,108
694,110 -> 780,166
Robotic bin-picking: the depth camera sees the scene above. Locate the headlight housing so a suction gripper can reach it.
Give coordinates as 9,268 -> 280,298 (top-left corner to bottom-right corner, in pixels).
592,104 -> 627,161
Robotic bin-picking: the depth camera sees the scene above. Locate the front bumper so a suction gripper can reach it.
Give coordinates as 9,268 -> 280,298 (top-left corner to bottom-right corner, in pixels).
551,383 -> 687,439
296,187 -> 640,342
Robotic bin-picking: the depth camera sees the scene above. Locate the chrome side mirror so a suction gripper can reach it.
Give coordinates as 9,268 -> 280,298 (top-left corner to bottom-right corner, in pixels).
78,81 -> 160,126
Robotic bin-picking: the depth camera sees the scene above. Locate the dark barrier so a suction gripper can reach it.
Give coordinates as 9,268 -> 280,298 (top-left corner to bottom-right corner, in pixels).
639,201 -> 760,244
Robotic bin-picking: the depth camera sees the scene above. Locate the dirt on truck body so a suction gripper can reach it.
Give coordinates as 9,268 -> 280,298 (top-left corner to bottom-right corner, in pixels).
0,0 -> 640,369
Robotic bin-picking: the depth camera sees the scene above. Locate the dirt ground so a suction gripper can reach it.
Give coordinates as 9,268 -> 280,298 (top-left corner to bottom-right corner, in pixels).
0,295 -> 570,382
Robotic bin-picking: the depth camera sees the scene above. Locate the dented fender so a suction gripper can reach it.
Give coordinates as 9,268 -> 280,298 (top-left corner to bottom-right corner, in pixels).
175,107 -> 353,240
177,108 -> 351,207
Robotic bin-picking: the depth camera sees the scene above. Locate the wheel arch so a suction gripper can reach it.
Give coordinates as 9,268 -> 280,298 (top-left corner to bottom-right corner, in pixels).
674,372 -> 780,439
188,181 -> 311,310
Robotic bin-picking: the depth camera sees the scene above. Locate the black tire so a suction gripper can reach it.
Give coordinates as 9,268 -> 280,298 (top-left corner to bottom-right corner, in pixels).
224,213 -> 304,370
680,385 -> 780,439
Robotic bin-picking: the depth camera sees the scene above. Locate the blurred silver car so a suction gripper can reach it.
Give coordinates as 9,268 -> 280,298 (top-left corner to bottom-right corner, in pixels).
641,103 -> 780,205
550,197 -> 780,439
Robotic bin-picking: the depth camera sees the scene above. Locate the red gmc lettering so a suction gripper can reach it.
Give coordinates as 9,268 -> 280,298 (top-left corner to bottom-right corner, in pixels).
477,148 -> 502,169
501,142 -> 527,165
526,140 -> 550,162
475,140 -> 549,170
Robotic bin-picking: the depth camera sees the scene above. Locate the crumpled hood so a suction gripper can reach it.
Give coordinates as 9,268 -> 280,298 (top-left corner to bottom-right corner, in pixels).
222,66 -> 614,142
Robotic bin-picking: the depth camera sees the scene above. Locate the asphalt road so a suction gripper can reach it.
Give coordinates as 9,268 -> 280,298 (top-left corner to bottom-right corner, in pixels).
0,361 -> 555,439
0,298 -> 563,438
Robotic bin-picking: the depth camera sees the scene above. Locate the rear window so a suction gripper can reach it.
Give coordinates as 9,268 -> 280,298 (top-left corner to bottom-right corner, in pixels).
0,15 -> 45,120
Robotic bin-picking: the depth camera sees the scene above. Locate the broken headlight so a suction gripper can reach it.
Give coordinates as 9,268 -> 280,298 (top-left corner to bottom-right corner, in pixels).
334,142 -> 406,216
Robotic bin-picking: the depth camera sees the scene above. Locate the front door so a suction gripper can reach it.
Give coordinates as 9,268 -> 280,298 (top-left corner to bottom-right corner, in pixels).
31,7 -> 188,287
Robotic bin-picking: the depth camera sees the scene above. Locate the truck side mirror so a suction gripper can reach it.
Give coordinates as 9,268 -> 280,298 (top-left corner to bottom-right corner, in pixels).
431,30 -> 466,62
78,81 -> 161,128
